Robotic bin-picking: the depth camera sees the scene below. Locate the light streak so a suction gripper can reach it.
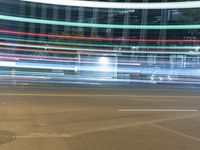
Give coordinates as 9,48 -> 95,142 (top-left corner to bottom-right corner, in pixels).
1,30 -> 200,44
21,0 -> 200,9
0,46 -> 117,56
1,15 -> 200,29
0,53 -> 141,66
15,62 -> 76,70
0,41 -> 200,55
0,61 -> 16,67
1,50 -> 200,66
0,53 -> 78,63
4,45 -> 196,59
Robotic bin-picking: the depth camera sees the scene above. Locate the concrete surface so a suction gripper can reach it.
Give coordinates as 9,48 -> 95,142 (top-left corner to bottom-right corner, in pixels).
0,84 -> 199,150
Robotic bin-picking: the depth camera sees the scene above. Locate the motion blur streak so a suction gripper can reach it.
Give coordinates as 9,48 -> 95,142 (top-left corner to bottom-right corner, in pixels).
1,41 -> 200,54
1,29 -> 200,43
1,1 -> 200,85
1,37 -> 200,52
21,0 -> 200,9
1,15 -> 200,29
0,46 -> 118,57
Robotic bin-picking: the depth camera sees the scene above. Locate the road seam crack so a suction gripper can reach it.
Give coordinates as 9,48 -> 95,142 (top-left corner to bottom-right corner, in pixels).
152,124 -> 200,143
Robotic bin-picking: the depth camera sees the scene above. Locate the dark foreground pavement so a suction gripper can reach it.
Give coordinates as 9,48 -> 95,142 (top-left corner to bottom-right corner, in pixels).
0,84 -> 200,150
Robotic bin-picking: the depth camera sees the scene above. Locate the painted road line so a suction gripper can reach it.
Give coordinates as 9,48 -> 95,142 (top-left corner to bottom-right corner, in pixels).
118,109 -> 198,112
17,132 -> 73,138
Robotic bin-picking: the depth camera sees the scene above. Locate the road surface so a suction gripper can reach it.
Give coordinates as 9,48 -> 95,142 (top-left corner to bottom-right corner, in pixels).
0,84 -> 200,150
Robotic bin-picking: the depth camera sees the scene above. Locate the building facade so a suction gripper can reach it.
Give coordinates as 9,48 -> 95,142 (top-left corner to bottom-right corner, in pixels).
0,0 -> 200,82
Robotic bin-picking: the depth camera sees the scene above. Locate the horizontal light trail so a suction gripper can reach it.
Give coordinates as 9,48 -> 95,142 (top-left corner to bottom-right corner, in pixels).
2,48 -> 199,66
21,0 -> 200,9
0,75 -> 48,80
0,41 -> 131,54
0,70 -> 65,76
0,39 -> 199,60
0,53 -> 141,66
0,52 -> 77,61
0,36 -> 134,49
1,41 -> 200,55
3,53 -> 197,66
1,37 -> 200,52
15,57 -> 136,67
0,37 -> 193,51
1,49 -> 200,66
0,59 -> 139,67
118,109 -> 198,112
0,61 -> 16,67
3,45 -> 200,60
0,55 -> 19,61
1,30 -> 200,43
0,44 -> 197,57
1,15 -> 200,30
0,46 -> 118,57
1,61 -> 76,71
0,54 -> 78,63
1,68 -> 200,81
0,37 -> 200,56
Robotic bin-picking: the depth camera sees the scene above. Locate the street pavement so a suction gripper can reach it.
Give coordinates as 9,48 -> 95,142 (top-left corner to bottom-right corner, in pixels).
0,84 -> 200,150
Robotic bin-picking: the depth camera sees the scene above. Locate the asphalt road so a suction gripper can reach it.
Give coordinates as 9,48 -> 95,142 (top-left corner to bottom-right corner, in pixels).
0,84 -> 200,150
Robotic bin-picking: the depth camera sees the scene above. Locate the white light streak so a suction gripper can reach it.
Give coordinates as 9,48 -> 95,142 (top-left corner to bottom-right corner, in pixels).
0,61 -> 16,67
21,0 -> 200,9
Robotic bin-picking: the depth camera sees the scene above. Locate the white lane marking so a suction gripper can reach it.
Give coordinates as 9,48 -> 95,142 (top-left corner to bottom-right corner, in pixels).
37,123 -> 48,126
17,132 -> 73,138
118,109 -> 198,112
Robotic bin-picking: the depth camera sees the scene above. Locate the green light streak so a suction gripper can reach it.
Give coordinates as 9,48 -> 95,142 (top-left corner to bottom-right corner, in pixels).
0,37 -> 128,48
0,37 -> 199,50
1,15 -> 200,30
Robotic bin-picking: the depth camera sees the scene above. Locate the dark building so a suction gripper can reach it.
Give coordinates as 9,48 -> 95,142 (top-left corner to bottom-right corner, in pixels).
0,0 -> 20,35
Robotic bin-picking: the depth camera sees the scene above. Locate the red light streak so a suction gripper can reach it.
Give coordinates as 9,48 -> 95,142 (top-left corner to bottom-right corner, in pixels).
0,29 -> 200,43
